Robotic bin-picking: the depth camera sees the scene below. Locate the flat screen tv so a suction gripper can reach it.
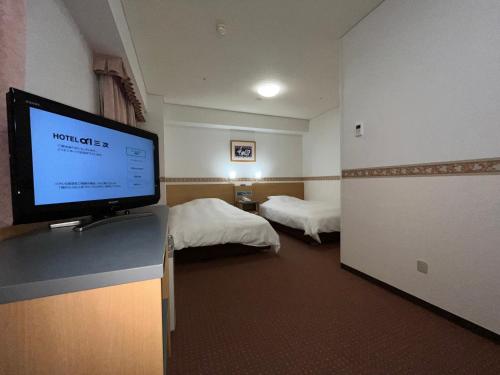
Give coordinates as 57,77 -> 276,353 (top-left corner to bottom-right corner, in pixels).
6,88 -> 160,226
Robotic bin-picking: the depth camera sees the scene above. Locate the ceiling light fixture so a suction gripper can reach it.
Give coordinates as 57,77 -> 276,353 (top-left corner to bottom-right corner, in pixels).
256,82 -> 281,98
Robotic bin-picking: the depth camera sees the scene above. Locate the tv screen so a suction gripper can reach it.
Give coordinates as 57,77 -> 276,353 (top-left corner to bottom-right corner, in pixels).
7,88 -> 160,224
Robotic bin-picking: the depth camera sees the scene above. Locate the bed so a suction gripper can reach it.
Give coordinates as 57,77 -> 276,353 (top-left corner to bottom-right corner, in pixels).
168,198 -> 280,253
259,195 -> 340,243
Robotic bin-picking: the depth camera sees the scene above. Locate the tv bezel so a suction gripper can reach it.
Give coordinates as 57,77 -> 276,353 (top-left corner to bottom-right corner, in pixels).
7,88 -> 160,225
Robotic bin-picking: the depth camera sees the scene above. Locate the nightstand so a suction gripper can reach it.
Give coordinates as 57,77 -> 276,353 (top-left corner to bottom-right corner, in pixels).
236,200 -> 259,214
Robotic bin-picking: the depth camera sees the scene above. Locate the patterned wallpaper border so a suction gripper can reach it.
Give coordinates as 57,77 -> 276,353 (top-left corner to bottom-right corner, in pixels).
160,176 -> 341,183
302,176 -> 341,181
342,157 -> 500,178
160,158 -> 500,182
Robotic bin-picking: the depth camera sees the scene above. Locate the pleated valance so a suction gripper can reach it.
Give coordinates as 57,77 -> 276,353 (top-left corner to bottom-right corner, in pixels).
93,54 -> 145,123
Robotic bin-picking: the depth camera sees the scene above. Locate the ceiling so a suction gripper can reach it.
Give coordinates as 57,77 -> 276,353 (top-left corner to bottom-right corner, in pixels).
122,0 -> 383,119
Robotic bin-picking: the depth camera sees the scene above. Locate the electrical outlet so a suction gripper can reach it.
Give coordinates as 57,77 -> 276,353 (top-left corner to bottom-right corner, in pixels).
355,122 -> 363,137
417,260 -> 428,274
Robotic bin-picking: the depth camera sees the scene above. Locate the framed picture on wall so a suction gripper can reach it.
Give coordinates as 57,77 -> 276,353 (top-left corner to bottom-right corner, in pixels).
230,140 -> 256,162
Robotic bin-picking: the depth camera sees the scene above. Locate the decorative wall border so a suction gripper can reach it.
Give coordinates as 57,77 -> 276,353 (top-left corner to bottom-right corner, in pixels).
302,176 -> 341,181
342,158 -> 500,178
160,176 -> 341,183
160,158 -> 500,182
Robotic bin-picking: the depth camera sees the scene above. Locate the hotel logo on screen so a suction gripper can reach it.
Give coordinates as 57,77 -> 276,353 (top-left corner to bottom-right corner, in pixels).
53,133 -> 110,148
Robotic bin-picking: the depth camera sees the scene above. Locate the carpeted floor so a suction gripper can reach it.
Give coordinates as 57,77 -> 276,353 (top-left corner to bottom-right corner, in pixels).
169,233 -> 500,375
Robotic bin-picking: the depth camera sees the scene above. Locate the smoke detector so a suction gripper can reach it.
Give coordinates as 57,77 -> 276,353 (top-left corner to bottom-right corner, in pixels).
216,22 -> 226,36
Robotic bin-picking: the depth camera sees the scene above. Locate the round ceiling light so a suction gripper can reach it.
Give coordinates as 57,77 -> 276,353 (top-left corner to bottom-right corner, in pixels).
256,82 -> 281,98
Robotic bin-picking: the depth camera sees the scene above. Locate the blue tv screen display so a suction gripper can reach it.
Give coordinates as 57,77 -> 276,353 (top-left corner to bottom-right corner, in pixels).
30,107 -> 155,206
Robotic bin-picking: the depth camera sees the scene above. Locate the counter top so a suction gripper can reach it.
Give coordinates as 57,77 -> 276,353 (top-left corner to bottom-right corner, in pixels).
0,205 -> 168,304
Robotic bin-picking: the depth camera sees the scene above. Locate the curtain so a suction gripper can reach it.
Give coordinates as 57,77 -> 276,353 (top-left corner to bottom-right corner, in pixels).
93,55 -> 145,126
0,0 -> 26,228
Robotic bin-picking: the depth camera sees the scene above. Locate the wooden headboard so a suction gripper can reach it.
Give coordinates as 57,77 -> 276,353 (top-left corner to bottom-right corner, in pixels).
253,182 -> 304,203
166,184 -> 235,207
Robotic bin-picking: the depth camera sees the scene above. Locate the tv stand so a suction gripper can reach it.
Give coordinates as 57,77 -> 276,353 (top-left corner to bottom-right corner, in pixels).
0,205 -> 170,375
49,211 -> 154,232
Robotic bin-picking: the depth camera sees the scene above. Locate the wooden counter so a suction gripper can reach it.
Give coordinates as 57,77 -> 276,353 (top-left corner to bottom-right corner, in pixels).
0,206 -> 169,375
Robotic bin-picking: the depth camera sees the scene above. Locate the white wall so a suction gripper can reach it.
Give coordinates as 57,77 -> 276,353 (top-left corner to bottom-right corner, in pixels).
63,0 -> 148,111
138,94 -> 166,204
304,181 -> 340,205
302,108 -> 341,205
303,109 -> 340,177
26,0 -> 97,113
341,0 -> 500,333
342,0 -> 500,169
165,125 -> 302,179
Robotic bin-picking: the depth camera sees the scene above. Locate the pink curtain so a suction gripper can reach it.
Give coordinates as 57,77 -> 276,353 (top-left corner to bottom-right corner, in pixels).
0,0 -> 26,228
93,55 -> 145,126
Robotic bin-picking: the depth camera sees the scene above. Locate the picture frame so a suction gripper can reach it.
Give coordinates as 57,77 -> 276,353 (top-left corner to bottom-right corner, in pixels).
230,140 -> 256,162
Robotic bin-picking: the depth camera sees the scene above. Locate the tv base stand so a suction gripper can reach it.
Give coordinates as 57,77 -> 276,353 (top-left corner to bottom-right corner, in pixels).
49,219 -> 84,229
49,211 -> 154,232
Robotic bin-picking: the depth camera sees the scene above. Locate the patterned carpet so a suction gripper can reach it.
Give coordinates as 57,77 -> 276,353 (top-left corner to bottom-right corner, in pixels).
169,234 -> 500,374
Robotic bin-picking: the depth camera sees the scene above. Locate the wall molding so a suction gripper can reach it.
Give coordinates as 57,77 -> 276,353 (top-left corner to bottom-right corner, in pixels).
161,176 -> 341,183
302,176 -> 341,181
342,157 -> 500,178
161,157 -> 500,182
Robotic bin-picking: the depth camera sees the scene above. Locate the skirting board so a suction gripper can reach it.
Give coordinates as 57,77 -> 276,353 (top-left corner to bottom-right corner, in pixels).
340,263 -> 500,343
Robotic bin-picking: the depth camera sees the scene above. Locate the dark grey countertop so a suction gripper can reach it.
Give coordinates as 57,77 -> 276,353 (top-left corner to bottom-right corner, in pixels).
0,205 -> 168,304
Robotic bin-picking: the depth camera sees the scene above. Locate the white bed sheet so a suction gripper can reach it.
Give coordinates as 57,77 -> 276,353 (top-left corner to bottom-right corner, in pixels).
259,196 -> 340,242
168,198 -> 280,252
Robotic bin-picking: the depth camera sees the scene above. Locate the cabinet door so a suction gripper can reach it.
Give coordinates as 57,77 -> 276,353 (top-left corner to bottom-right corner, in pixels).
0,279 -> 164,375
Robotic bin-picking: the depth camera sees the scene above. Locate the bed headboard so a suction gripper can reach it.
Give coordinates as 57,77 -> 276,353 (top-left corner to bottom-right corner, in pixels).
166,184 -> 235,206
253,182 -> 304,203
